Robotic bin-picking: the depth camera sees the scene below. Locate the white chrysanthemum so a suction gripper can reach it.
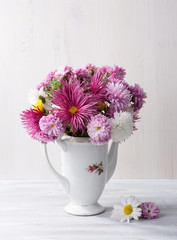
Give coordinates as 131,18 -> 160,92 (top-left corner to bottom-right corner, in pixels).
110,111 -> 133,142
28,88 -> 52,111
111,196 -> 142,223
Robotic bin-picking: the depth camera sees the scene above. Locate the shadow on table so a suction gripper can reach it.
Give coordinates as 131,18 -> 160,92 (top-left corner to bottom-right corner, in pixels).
97,206 -> 112,218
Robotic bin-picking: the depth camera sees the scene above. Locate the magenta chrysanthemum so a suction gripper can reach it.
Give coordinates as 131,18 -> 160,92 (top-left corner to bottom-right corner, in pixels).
140,202 -> 160,219
129,84 -> 147,112
20,108 -> 56,143
39,114 -> 65,137
90,73 -> 107,102
87,114 -> 111,145
132,110 -> 140,131
74,68 -> 91,82
107,82 -> 131,113
52,80 -> 97,134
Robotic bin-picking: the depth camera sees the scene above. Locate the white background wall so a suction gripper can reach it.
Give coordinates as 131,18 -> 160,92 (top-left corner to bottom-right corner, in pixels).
0,0 -> 177,180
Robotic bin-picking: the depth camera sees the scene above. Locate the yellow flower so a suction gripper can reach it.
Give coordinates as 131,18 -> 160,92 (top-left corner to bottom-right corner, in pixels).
33,100 -> 44,112
28,88 -> 52,111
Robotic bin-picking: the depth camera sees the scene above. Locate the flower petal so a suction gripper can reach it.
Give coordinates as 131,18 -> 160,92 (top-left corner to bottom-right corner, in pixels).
120,196 -> 127,205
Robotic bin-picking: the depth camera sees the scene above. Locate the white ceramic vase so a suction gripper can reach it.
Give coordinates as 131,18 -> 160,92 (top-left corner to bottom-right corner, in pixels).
42,137 -> 118,216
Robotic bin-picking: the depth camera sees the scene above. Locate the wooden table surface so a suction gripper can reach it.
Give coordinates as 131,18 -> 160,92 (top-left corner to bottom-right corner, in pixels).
0,179 -> 177,240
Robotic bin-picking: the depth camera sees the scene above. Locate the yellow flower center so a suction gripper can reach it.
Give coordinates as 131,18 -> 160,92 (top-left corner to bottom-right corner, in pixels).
69,106 -> 78,115
123,205 -> 133,215
51,125 -> 54,128
97,127 -> 101,130
33,100 -> 44,112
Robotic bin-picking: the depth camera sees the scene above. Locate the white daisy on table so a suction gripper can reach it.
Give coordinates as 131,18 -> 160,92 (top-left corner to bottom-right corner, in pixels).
111,196 -> 142,223
28,88 -> 52,111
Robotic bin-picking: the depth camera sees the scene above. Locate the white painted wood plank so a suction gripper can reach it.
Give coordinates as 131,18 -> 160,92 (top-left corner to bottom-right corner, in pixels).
0,0 -> 177,179
0,180 -> 177,240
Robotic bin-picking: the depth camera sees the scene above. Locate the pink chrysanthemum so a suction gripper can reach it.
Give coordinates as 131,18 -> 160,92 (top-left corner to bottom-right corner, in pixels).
132,110 -> 140,131
90,73 -> 107,102
107,82 -> 131,113
98,65 -> 112,78
20,108 -> 56,143
85,64 -> 98,75
109,65 -> 126,80
129,84 -> 147,112
55,65 -> 73,79
39,114 -> 65,137
37,70 -> 57,90
87,114 -> 111,145
52,80 -> 97,134
74,68 -> 91,83
140,202 -> 160,219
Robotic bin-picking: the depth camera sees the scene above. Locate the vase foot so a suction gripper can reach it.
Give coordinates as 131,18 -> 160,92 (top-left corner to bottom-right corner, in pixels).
65,202 -> 105,216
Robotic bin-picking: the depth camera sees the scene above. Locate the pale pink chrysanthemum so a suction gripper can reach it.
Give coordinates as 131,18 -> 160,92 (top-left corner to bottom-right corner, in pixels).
20,108 -> 56,143
51,80 -> 97,134
129,84 -> 147,112
87,114 -> 111,145
108,75 -> 129,86
39,114 -> 65,137
107,82 -> 131,113
107,75 -> 120,84
140,202 -> 160,219
36,70 -> 57,90
90,73 -> 107,102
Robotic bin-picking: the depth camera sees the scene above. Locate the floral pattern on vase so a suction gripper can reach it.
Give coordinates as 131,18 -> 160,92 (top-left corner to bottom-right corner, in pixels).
86,161 -> 104,175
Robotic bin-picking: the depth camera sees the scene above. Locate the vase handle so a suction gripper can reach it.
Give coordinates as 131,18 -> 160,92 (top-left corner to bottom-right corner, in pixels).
107,142 -> 119,183
41,143 -> 70,194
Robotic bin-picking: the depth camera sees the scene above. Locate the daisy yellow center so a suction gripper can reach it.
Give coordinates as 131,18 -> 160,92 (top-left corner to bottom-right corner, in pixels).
69,106 -> 78,115
51,125 -> 54,128
33,100 -> 44,112
123,205 -> 133,215
97,127 -> 101,130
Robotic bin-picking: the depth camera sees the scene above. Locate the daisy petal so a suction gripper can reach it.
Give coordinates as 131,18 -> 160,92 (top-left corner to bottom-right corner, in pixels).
121,215 -> 128,222
120,196 -> 127,205
127,196 -> 134,205
113,205 -> 123,210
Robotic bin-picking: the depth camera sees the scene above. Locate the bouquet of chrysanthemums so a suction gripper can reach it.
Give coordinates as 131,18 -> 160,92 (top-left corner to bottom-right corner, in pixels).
21,64 -> 146,145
